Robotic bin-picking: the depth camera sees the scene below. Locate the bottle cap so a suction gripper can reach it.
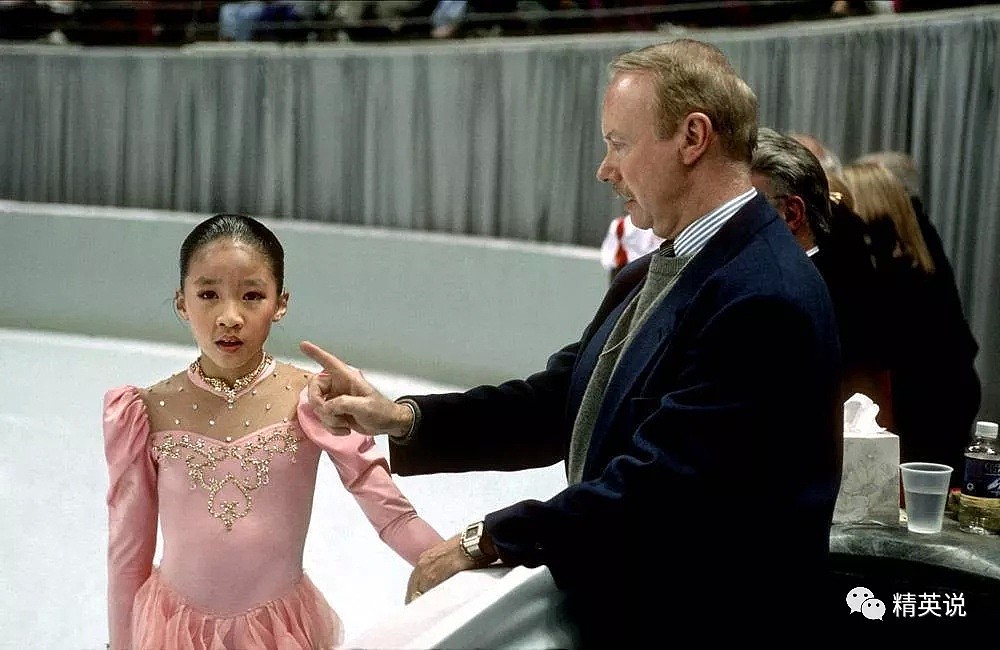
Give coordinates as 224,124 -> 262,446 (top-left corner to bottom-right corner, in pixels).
975,421 -> 999,439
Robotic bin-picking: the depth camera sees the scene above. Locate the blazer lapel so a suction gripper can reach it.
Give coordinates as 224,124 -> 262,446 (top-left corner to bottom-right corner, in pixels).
567,283 -> 640,418
581,195 -> 779,474
566,254 -> 652,419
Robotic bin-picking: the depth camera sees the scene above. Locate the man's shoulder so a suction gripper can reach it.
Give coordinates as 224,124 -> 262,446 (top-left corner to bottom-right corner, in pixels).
706,216 -> 833,311
725,212 -> 810,273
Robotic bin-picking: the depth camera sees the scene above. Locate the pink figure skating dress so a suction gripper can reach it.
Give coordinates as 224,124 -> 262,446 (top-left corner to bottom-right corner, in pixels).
103,358 -> 442,650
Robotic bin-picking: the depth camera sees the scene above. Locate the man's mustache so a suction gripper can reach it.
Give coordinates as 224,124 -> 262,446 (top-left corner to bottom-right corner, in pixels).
613,184 -> 634,201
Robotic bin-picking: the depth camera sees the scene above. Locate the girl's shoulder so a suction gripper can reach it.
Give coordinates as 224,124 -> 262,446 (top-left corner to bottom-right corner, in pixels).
102,375 -> 188,477
276,361 -> 314,395
105,365 -> 177,412
104,369 -> 191,435
103,368 -> 186,402
139,369 -> 190,408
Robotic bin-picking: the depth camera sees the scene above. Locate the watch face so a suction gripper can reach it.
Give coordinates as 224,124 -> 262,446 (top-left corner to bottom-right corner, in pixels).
461,522 -> 484,559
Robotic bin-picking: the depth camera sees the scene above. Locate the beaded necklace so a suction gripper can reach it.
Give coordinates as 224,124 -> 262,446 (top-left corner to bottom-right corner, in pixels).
190,352 -> 273,407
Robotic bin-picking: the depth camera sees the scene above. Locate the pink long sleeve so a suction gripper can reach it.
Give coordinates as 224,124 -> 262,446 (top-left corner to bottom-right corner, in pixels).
103,386 -> 158,650
297,389 -> 443,566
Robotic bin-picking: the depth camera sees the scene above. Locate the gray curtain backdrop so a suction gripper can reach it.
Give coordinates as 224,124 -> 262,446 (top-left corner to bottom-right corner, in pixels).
1,7 -> 998,420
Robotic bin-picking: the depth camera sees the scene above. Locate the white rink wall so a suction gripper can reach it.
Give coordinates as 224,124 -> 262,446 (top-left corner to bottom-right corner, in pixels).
0,199 -> 608,389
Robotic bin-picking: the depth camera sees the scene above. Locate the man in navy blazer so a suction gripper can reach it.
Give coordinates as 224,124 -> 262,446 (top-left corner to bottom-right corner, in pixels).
302,39 -> 843,642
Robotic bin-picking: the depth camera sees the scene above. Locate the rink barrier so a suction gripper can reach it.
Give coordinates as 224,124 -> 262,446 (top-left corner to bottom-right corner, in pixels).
0,199 -> 607,387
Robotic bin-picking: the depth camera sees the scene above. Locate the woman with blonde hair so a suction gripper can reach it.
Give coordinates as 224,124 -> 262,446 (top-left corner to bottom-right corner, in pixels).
826,171 -> 855,212
841,158 -> 980,487
841,161 -> 935,274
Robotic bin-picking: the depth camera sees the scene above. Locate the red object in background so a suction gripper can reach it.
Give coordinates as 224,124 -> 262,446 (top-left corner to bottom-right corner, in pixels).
613,216 -> 629,269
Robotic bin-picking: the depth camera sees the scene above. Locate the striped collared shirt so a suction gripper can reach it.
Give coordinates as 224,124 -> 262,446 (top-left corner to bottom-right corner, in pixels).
672,188 -> 757,258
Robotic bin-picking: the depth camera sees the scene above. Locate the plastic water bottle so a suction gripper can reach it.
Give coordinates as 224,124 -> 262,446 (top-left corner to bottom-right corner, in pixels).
958,421 -> 1000,534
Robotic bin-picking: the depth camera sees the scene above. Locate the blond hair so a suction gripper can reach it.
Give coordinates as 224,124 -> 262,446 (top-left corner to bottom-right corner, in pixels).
855,150 -> 921,199
826,172 -> 855,212
610,39 -> 758,162
841,161 -> 935,274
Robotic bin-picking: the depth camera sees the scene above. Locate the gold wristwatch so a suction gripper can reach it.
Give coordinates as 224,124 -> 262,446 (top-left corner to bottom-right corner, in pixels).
459,520 -> 487,561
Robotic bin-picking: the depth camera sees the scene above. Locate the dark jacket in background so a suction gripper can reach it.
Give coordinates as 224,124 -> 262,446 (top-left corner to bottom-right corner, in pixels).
888,199 -> 981,485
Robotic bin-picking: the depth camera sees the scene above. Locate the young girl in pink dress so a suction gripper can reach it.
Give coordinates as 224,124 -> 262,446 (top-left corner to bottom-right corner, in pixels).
103,214 -> 444,650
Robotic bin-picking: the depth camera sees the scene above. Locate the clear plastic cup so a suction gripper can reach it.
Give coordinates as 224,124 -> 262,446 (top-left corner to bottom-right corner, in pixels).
900,462 -> 953,534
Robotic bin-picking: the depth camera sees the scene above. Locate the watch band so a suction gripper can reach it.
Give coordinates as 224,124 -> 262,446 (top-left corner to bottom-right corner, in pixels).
460,520 -> 486,562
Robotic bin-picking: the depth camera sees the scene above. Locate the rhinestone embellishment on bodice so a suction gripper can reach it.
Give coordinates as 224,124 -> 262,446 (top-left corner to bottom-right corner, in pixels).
152,430 -> 300,531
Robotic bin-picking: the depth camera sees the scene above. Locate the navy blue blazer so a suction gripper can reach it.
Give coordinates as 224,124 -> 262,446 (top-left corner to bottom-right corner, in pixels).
391,194 -> 843,630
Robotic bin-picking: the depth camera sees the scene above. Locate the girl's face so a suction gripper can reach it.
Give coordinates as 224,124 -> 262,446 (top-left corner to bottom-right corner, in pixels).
175,238 -> 288,383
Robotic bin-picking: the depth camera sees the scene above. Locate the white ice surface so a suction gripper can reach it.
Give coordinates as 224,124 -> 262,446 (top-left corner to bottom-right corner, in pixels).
0,328 -> 567,650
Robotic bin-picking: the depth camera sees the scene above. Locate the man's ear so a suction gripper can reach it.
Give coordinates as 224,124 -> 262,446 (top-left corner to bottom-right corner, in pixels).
175,290 -> 189,321
783,195 -> 808,234
678,112 -> 713,166
273,292 -> 289,322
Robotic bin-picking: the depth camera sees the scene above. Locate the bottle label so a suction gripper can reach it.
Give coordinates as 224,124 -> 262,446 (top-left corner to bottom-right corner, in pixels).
962,457 -> 1000,497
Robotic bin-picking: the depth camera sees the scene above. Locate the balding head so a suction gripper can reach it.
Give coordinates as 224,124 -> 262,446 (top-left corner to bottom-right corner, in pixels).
790,133 -> 843,177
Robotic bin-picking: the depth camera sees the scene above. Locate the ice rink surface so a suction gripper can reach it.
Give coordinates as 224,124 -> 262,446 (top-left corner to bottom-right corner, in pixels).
0,328 -> 566,650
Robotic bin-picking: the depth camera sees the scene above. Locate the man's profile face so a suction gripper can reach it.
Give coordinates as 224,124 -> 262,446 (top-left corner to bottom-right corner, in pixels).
596,71 -> 683,238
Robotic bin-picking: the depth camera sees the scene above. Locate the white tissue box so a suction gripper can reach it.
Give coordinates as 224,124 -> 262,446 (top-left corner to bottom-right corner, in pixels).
833,430 -> 900,524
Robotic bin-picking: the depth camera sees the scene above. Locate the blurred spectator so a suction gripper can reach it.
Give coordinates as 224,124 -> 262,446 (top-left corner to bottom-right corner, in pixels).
790,132 -> 844,178
219,1 -> 320,42
5,0 -> 984,46
752,127 -> 894,422
427,0 -> 519,39
585,0 -> 659,32
333,0 -> 434,41
826,170 -> 856,210
900,0 -> 998,9
790,134 -> 860,250
830,1 -> 896,17
855,150 -> 922,205
59,0 -> 152,45
0,0 -> 66,41
841,160 -> 980,485
599,209 -> 664,283
843,161 -> 934,272
833,0 -> 994,15
52,1 -> 204,46
430,0 -> 466,38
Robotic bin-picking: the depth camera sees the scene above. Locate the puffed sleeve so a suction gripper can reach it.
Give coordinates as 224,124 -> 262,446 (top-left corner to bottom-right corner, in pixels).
103,386 -> 158,650
297,387 -> 443,566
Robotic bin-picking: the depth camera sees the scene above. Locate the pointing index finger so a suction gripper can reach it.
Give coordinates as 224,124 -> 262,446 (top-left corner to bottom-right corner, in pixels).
299,341 -> 353,379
